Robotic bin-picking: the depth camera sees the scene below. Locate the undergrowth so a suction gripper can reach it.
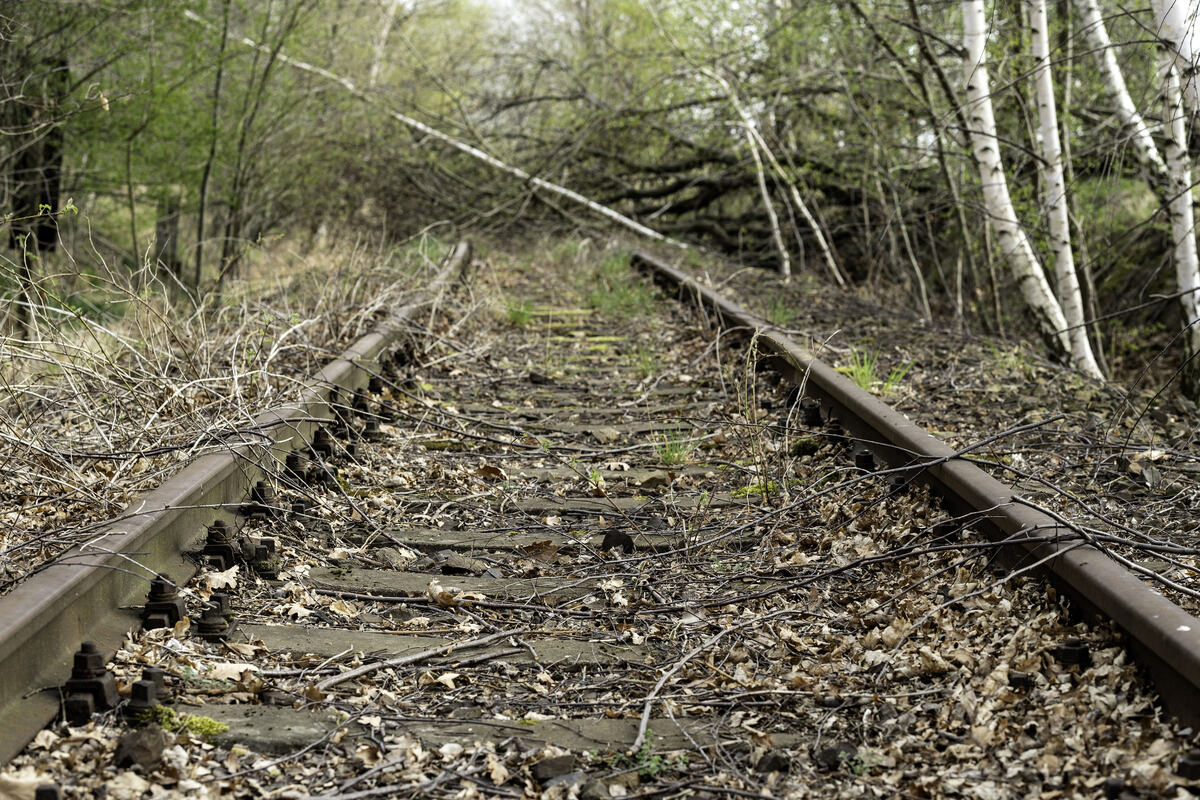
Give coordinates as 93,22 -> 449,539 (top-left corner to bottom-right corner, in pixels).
0,230 -> 440,593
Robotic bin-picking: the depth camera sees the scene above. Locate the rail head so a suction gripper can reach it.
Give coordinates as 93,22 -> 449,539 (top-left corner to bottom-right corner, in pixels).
631,248 -> 1200,727
0,241 -> 472,765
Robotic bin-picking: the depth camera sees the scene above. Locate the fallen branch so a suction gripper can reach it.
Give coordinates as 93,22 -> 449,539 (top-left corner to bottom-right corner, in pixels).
182,10 -> 688,251
315,627 -> 528,691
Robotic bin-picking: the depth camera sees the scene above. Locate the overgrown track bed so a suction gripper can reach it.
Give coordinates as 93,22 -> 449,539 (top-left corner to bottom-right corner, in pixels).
1,244 -> 1197,799
631,250 -> 1200,729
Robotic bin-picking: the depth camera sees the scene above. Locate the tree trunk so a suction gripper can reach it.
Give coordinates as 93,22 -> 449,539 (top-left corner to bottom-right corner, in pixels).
155,194 -> 182,281
1160,58 -> 1200,401
1079,0 -> 1169,193
1029,0 -> 1103,377
962,0 -> 1073,362
1151,0 -> 1200,114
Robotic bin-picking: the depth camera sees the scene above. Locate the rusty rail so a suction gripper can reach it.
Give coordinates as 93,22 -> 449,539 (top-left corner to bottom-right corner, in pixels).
632,249 -> 1200,727
0,242 -> 471,763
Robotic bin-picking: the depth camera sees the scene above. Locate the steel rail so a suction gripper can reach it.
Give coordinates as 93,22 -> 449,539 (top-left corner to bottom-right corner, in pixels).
632,249 -> 1200,727
0,241 -> 472,763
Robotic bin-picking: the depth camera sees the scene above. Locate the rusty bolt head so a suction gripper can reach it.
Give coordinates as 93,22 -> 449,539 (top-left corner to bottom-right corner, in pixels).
148,574 -> 178,601
142,667 -> 166,695
72,642 -> 104,677
206,520 -> 232,545
124,679 -> 159,723
367,376 -> 384,394
1052,638 -> 1092,669
854,447 -> 875,472
197,606 -> 230,642
1178,749 -> 1200,780
800,397 -> 822,428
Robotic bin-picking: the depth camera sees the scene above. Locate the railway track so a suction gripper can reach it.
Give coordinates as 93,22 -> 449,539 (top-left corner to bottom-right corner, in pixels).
1,242 -> 1198,798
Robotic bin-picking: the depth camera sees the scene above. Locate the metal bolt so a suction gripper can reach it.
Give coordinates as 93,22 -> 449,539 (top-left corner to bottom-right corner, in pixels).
353,391 -> 370,417
367,375 -> 384,394
142,574 -> 186,630
311,427 -> 334,459
1178,749 -> 1200,780
285,451 -> 306,479
242,481 -> 278,518
210,592 -> 232,617
63,641 -> 118,723
34,787 -> 61,800
1052,637 -> 1092,669
142,667 -> 167,696
246,537 -> 279,579
203,520 -> 237,570
800,397 -> 822,428
123,679 -> 159,723
1008,671 -> 1033,689
363,417 -> 383,441
197,604 -> 230,643
854,447 -> 875,472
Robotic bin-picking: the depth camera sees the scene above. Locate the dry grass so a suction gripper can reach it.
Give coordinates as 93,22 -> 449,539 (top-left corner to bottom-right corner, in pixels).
0,233 -> 447,592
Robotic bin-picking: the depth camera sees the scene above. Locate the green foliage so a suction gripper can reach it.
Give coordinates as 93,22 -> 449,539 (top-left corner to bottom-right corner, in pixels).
837,348 -> 911,396
584,251 -> 655,318
767,296 -> 796,325
632,344 -> 658,378
732,479 -> 779,498
505,299 -> 534,326
591,734 -> 689,780
655,426 -> 695,465
837,348 -> 878,390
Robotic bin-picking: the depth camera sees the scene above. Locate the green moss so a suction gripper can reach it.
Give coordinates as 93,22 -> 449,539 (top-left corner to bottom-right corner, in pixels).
137,706 -> 230,739
732,479 -> 779,498
791,436 -> 821,456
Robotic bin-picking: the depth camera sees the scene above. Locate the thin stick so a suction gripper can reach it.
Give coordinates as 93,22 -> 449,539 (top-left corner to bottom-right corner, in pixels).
315,627 -> 528,691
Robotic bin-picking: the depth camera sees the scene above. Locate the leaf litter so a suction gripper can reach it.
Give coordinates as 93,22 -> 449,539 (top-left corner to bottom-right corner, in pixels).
1,244 -> 1197,798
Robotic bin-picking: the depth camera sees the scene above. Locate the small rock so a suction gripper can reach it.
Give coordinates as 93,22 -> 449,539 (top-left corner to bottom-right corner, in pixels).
753,749 -> 791,773
593,427 -> 621,444
581,779 -> 609,800
600,530 -> 635,553
544,770 -> 587,789
814,741 -> 857,772
532,754 -> 576,782
114,724 -> 165,769
637,471 -> 671,490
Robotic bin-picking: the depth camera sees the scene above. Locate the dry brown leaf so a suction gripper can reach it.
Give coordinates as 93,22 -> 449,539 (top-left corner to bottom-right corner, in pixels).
202,566 -> 239,591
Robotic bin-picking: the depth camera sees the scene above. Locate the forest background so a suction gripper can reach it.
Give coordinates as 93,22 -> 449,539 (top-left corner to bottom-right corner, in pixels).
5,0 -> 1200,403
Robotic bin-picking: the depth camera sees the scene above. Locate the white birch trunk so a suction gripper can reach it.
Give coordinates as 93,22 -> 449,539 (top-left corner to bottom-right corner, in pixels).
368,0 -> 404,88
962,0 -> 1073,362
1077,0 -> 1169,191
1152,0 -> 1200,113
1030,0 -> 1103,378
743,125 -> 792,278
1159,57 -> 1200,399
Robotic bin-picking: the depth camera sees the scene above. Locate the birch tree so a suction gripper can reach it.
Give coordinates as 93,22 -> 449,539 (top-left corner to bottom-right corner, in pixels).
1159,59 -> 1200,399
1151,0 -> 1200,112
961,0 -> 1076,366
1077,0 -> 1169,192
1081,0 -> 1200,399
1029,0 -> 1102,377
